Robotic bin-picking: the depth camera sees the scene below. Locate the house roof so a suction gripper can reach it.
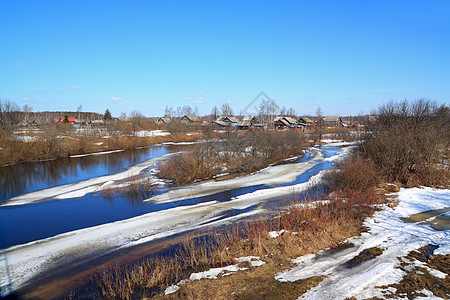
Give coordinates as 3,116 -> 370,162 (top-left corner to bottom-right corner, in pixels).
274,118 -> 291,126
237,120 -> 251,127
90,120 -> 104,124
368,115 -> 378,122
283,117 -> 298,124
324,115 -> 341,122
242,116 -> 256,121
220,116 -> 239,123
54,117 -> 76,123
213,120 -> 228,127
181,115 -> 201,122
158,117 -> 171,123
300,117 -> 313,123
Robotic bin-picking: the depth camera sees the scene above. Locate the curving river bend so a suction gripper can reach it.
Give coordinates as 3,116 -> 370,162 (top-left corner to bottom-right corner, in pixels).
0,140 -> 354,295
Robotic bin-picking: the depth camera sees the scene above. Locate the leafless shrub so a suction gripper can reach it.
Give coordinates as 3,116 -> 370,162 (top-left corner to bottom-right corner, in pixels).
326,155 -> 380,192
158,142 -> 222,184
361,99 -> 449,186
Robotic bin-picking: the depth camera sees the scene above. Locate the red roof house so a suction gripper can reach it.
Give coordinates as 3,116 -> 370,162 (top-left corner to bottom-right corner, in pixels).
54,117 -> 76,123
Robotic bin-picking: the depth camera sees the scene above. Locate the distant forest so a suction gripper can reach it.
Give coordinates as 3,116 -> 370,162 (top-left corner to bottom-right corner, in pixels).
0,99 -> 103,125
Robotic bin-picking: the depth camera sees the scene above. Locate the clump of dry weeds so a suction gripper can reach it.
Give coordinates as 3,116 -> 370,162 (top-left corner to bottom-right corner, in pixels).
100,175 -> 157,204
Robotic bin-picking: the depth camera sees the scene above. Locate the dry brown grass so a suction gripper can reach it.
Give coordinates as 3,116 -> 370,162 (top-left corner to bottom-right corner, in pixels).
93,189 -> 384,299
100,175 -> 157,204
326,154 -> 381,192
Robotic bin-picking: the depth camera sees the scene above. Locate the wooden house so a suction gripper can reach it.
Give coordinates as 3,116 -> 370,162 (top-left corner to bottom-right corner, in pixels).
155,117 -> 172,124
180,115 -> 201,124
323,115 -> 342,127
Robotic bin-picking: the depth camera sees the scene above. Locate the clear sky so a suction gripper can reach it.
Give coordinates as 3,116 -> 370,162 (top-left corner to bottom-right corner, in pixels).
1,0 -> 449,117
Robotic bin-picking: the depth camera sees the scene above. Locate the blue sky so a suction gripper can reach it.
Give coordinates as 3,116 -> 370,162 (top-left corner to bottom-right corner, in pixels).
1,1 -> 449,117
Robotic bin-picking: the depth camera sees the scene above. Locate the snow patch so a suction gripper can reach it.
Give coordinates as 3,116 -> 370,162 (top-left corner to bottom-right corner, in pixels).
134,130 -> 170,137
269,229 -> 287,238
164,256 -> 265,295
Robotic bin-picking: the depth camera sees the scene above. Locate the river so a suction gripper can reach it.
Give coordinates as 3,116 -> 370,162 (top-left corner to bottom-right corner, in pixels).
0,140 -> 354,296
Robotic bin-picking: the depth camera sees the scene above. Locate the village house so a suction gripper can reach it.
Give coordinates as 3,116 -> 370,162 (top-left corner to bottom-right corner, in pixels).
89,120 -> 105,126
213,116 -> 239,127
212,119 -> 228,127
274,116 -> 299,129
298,117 -> 314,127
323,115 -> 342,127
180,115 -> 201,124
54,117 -> 77,123
155,117 -> 171,124
237,116 -> 259,129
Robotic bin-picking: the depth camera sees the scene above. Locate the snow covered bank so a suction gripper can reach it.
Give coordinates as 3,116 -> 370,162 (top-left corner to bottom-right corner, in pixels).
70,149 -> 125,158
275,187 -> 450,300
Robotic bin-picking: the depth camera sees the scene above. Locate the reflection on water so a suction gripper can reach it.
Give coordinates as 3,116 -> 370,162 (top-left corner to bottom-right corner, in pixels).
402,207 -> 450,231
0,146 -> 171,204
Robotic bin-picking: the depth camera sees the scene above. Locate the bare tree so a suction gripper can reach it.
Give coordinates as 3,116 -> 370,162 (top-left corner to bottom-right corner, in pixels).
361,99 -> 449,185
315,106 -> 324,142
164,106 -> 173,117
286,107 -> 296,117
0,99 -> 21,126
23,104 -> 33,122
130,110 -> 145,135
211,106 -> 219,120
268,100 -> 279,124
179,105 -> 194,116
258,99 -> 267,124
221,103 -> 233,116
77,105 -> 83,121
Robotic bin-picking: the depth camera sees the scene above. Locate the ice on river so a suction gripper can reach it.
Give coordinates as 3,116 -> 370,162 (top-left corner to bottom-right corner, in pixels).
275,187 -> 450,300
